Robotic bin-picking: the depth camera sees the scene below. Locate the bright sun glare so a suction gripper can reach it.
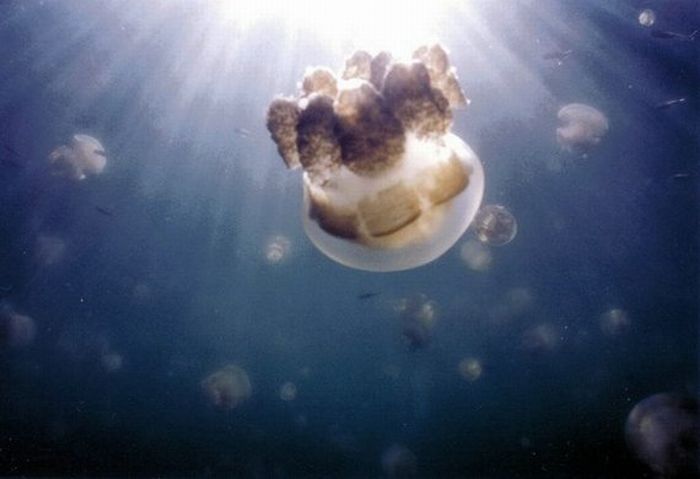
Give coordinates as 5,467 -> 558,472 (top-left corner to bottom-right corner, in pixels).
214,0 -> 460,56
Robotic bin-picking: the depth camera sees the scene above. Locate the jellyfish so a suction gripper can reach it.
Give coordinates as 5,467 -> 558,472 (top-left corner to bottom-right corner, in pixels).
266,44 -> 484,272
35,234 -> 66,266
459,239 -> 492,272
625,393 -> 698,477
473,204 -> 517,246
0,308 -> 36,348
393,293 -> 438,350
264,235 -> 292,264
381,444 -> 417,478
638,9 -> 656,27
201,364 -> 252,410
599,308 -> 631,336
48,134 -> 107,181
556,104 -> 609,153
521,323 -> 559,353
279,381 -> 297,401
458,357 -> 483,382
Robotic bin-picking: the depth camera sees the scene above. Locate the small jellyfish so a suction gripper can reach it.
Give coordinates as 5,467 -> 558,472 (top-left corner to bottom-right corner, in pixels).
473,204 -> 517,246
264,235 -> 292,264
394,293 -> 438,350
625,393 -> 698,477
101,351 -> 123,373
0,308 -> 36,348
599,308 -> 631,336
459,239 -> 492,272
266,44 -> 484,272
279,381 -> 297,401
521,323 -> 559,353
49,134 -> 107,181
556,103 -> 609,153
638,9 -> 656,27
381,444 -> 417,478
201,364 -> 252,410
458,357 -> 483,382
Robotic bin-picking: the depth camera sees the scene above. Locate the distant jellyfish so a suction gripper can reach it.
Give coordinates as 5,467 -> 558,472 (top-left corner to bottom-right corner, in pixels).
266,44 -> 484,272
638,9 -> 656,27
0,308 -> 36,348
599,308 -> 631,336
556,103 -> 609,153
473,204 -> 518,246
522,323 -> 559,353
459,239 -> 492,272
625,393 -> 699,477
279,381 -> 297,401
101,351 -> 123,373
458,357 -> 483,382
489,287 -> 535,325
394,293 -> 438,350
48,134 -> 107,181
35,234 -> 66,266
201,364 -> 252,410
381,444 -> 417,478
264,235 -> 292,264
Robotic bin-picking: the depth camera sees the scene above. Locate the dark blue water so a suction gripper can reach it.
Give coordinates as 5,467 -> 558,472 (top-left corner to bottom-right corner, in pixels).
0,0 -> 697,477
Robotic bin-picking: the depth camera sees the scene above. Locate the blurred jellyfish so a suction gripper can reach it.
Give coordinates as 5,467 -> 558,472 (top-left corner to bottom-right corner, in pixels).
458,357 -> 483,382
638,9 -> 656,27
101,351 -> 123,373
459,239 -> 492,271
131,282 -> 152,302
381,444 -> 417,478
473,204 -> 518,246
279,381 -> 298,401
0,307 -> 36,348
394,293 -> 438,350
264,235 -> 292,264
35,234 -> 66,266
489,287 -> 535,325
266,44 -> 484,272
522,323 -> 559,353
201,364 -> 252,410
48,134 -> 107,181
599,308 -> 631,336
625,393 -> 698,477
556,104 -> 609,153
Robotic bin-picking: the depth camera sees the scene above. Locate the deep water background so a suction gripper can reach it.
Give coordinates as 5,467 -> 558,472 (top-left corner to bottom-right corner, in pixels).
0,0 -> 697,477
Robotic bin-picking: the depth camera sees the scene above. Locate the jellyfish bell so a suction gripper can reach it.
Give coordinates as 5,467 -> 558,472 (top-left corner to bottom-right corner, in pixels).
48,134 -> 107,181
267,45 -> 484,272
638,9 -> 656,27
0,308 -> 36,348
556,103 -> 609,153
201,364 -> 252,410
625,392 -> 699,477
473,204 -> 518,246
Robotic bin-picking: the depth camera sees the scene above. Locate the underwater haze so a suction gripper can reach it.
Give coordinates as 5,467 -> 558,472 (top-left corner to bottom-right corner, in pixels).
0,0 -> 698,477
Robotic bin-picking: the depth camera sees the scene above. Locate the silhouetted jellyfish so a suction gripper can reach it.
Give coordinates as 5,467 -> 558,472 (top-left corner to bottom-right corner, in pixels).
599,308 -> 631,336
279,381 -> 297,401
201,364 -> 252,410
458,357 -> 483,382
0,307 -> 36,348
393,293 -> 438,350
459,239 -> 492,271
556,104 -> 609,153
381,444 -> 417,478
625,393 -> 698,477
266,44 -> 484,271
638,9 -> 656,27
473,204 -> 518,246
49,134 -> 107,181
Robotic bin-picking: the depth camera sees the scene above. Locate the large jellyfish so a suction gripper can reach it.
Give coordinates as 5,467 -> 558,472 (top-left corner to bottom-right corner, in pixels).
625,393 -> 698,477
556,104 -> 609,153
266,44 -> 484,271
49,134 -> 107,181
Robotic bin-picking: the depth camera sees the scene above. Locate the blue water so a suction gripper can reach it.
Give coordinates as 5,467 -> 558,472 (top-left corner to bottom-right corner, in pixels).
0,0 -> 697,477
